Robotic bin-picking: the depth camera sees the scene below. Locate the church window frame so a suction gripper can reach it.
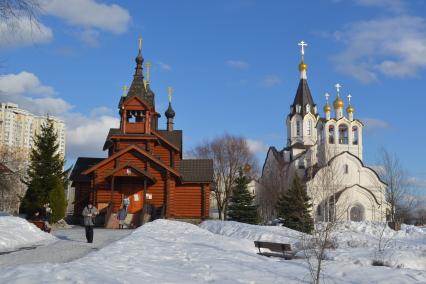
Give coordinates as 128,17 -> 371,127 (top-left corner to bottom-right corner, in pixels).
328,125 -> 335,144
296,121 -> 301,136
352,126 -> 359,145
338,124 -> 349,144
306,104 -> 311,113
307,119 -> 312,136
344,164 -> 349,174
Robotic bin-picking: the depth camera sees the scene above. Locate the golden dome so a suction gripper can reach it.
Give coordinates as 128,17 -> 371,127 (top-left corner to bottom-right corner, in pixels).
323,103 -> 331,113
346,105 -> 354,113
333,96 -> 344,109
299,61 -> 307,72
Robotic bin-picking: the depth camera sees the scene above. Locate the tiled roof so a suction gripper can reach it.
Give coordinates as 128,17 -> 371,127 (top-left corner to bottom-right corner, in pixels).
70,157 -> 104,182
180,159 -> 213,183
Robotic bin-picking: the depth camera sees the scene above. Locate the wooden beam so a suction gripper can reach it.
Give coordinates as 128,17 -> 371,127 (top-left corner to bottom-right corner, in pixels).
201,184 -> 205,220
142,179 -> 147,225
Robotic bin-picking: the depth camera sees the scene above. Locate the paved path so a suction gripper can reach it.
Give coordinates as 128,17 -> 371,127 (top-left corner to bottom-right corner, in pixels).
0,226 -> 133,267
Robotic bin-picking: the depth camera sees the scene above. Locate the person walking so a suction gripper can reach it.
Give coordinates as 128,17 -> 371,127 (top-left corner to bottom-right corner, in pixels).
82,202 -> 98,243
123,195 -> 130,210
117,206 -> 127,229
44,203 -> 52,224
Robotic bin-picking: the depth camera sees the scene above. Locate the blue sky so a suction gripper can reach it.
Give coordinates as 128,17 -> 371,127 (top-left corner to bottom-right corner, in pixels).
0,0 -> 425,194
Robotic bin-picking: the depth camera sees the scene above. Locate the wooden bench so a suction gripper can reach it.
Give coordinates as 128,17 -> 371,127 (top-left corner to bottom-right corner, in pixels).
254,241 -> 294,260
30,220 -> 51,233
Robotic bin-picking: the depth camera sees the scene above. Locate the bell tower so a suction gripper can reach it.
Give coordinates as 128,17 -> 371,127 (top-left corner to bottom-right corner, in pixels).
119,36 -> 159,134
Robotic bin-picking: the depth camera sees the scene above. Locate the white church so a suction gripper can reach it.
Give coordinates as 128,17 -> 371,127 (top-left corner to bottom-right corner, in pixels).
258,41 -> 389,222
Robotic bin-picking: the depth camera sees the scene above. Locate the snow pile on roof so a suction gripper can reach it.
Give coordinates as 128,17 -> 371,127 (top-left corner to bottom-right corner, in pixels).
0,216 -> 55,251
0,220 -> 425,283
200,220 -> 305,249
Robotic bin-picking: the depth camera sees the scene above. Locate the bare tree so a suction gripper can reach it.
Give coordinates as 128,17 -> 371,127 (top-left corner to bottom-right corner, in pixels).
378,148 -> 413,223
0,146 -> 27,214
190,134 -> 258,220
257,157 -> 289,222
0,0 -> 40,24
303,149 -> 347,284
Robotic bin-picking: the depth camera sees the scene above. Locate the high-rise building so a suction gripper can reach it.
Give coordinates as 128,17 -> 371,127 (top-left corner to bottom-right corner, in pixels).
0,102 -> 66,160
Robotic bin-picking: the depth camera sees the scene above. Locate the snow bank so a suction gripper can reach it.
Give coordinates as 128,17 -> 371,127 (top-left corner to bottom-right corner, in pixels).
200,220 -> 426,271
0,220 -> 425,283
0,216 -> 56,251
200,220 -> 305,249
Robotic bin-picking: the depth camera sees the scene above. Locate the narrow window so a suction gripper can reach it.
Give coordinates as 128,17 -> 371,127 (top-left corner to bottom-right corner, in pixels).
352,126 -> 359,145
344,164 -> 349,174
296,121 -> 301,136
328,125 -> 335,144
339,125 -> 348,144
307,120 -> 312,136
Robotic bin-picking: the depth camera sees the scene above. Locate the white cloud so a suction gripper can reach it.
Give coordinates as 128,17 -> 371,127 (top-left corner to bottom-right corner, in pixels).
226,60 -> 249,70
40,0 -> 130,34
66,114 -> 119,158
0,71 -> 72,116
261,74 -> 282,87
332,16 -> 426,83
158,62 -> 172,71
0,17 -> 53,47
362,118 -> 389,131
79,29 -> 100,47
0,72 -> 54,96
246,139 -> 268,154
406,177 -> 426,189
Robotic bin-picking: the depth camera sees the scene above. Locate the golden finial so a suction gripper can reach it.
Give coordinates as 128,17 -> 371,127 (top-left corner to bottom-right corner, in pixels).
138,35 -> 143,52
298,40 -> 308,74
168,86 -> 173,103
146,62 -> 151,83
122,85 -> 128,97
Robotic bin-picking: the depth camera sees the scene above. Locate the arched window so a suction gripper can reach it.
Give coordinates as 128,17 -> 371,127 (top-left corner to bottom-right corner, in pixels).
344,164 -> 349,174
296,121 -> 301,136
306,104 -> 311,113
307,120 -> 312,136
352,126 -> 359,145
338,124 -> 348,144
328,125 -> 335,144
350,204 -> 365,222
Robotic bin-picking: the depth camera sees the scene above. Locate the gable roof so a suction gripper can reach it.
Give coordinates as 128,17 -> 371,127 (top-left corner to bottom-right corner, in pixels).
104,162 -> 156,182
103,128 -> 183,152
70,157 -> 105,182
179,159 -> 213,183
82,144 -> 180,177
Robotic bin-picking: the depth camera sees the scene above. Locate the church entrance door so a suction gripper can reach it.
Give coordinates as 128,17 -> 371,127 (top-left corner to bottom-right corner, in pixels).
350,205 -> 364,222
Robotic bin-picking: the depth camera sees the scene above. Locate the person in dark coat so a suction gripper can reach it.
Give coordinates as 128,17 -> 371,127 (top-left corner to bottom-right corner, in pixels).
117,206 -> 127,229
82,202 -> 98,243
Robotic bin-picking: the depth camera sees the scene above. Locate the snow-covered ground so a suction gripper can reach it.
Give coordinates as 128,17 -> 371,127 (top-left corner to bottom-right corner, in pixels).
0,226 -> 132,267
0,219 -> 425,283
0,216 -> 56,251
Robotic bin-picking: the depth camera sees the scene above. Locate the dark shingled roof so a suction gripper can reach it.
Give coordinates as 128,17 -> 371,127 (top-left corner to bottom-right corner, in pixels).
103,128 -> 183,151
70,157 -> 104,182
157,130 -> 182,151
179,159 -> 213,182
119,50 -> 154,109
289,79 -> 316,118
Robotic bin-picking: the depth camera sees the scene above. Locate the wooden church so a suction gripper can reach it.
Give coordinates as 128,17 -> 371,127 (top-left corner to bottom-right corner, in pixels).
70,39 -> 213,228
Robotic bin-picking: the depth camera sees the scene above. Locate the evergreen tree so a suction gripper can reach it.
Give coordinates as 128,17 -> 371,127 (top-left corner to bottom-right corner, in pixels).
20,117 -> 67,219
227,170 -> 259,224
276,175 -> 314,233
49,176 -> 67,223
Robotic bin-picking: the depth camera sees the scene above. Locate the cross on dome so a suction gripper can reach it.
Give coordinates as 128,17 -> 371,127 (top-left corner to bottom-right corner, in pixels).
298,40 -> 308,56
138,35 -> 143,51
325,92 -> 330,102
347,94 -> 352,103
168,86 -> 173,103
335,83 -> 342,96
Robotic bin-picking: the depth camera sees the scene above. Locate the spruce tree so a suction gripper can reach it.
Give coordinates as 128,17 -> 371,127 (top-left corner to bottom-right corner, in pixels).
49,176 -> 67,223
20,117 -> 67,220
227,170 -> 259,224
276,175 -> 314,233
